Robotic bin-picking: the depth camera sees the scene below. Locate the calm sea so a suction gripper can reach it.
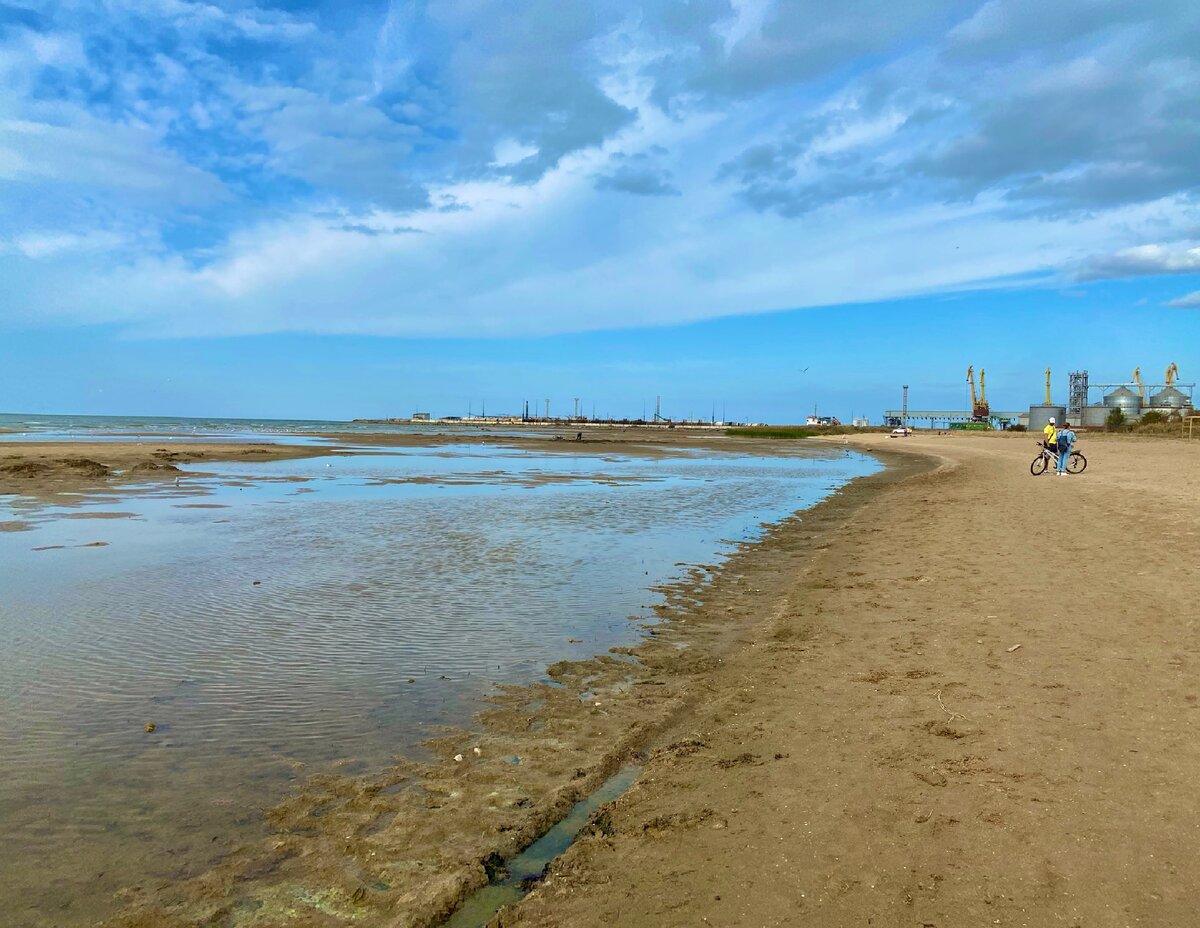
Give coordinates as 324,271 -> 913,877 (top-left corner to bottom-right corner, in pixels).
0,412 -> 543,444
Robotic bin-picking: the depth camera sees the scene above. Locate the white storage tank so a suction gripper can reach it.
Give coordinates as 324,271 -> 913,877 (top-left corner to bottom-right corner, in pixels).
1028,405 -> 1066,434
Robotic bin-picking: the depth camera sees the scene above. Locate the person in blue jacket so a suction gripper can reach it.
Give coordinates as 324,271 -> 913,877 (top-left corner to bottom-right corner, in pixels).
1056,421 -> 1077,476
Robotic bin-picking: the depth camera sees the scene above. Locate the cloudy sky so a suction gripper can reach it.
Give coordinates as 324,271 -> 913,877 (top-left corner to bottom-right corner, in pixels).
2,0 -> 1199,420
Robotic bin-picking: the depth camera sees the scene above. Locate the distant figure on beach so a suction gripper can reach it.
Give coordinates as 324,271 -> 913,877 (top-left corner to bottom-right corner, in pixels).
575,432 -> 583,441
1056,421 -> 1076,476
1043,416 -> 1058,455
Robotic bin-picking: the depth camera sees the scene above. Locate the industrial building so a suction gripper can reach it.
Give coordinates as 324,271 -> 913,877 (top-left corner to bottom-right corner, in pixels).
883,369 -> 1024,429
884,363 -> 1195,431
1028,364 -> 1195,432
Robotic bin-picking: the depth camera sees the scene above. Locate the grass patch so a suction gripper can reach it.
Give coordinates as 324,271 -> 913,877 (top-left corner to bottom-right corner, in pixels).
726,425 -> 895,439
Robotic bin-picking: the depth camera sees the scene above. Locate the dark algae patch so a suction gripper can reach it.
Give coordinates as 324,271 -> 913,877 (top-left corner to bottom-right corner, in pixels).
442,766 -> 640,928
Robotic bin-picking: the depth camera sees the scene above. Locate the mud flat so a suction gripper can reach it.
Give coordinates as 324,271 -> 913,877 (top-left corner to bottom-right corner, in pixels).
0,442 -> 341,498
501,432 -> 1200,927
316,425 -> 807,459
90,445 -> 900,928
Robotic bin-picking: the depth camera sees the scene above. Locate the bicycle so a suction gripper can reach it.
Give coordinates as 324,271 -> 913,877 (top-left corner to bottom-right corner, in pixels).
1031,441 -> 1086,476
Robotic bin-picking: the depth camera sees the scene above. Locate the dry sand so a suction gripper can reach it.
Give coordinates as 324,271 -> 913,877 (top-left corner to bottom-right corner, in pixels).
502,431 -> 1200,928
23,429 -> 1199,927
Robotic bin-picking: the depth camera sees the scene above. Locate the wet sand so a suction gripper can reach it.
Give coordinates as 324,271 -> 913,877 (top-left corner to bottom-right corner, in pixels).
501,431 -> 1200,927
0,427 -> 800,500
315,425 -> 752,458
0,441 -> 341,498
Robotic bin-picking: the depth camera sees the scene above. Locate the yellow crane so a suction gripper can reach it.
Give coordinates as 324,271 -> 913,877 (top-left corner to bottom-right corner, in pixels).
1133,367 -> 1146,402
966,365 -> 990,420
1045,368 -> 1052,405
1166,362 -> 1180,386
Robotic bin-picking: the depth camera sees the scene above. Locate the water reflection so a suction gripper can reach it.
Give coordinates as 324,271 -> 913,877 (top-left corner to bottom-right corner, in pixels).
0,442 -> 878,927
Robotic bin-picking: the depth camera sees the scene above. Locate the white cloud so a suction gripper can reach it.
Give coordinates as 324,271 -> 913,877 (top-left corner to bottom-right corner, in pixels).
4,0 -> 1200,340
12,230 -> 129,259
14,134 -> 1172,338
1080,244 -> 1200,280
0,114 -> 225,201
1166,290 -> 1200,308
492,138 -> 540,167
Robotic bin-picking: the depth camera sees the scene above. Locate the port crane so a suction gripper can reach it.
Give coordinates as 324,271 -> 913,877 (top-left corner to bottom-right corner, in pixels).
1166,361 -> 1180,386
966,366 -> 990,420
1133,367 -> 1146,402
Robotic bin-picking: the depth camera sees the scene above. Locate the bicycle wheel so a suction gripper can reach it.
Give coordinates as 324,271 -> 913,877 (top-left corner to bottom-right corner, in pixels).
1031,453 -> 1049,476
1068,451 -> 1087,475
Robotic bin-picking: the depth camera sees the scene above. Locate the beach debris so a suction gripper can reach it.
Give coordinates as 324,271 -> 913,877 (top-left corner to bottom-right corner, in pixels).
914,768 -> 948,787
1006,644 -> 1022,653
252,580 -> 262,586
453,754 -> 464,763
144,722 -> 157,733
472,746 -> 482,756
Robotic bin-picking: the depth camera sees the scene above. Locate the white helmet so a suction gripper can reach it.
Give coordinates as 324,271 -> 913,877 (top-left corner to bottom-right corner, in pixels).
1049,417 -> 1056,424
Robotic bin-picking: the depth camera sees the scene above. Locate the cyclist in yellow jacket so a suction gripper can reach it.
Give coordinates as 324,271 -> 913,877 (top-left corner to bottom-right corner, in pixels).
1043,417 -> 1058,454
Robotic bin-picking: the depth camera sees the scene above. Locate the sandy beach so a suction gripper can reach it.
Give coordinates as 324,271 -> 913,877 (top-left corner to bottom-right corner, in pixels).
5,429 -> 1198,927
502,431 -> 1200,927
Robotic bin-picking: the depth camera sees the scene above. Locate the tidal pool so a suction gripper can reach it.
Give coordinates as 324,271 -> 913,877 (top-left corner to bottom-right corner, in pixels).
0,441 -> 878,927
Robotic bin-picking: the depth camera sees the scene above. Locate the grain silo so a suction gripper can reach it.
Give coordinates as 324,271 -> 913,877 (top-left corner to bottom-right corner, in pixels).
1103,386 -> 1142,421
1028,405 -> 1066,434
1148,385 -> 1191,415
1080,404 -> 1110,428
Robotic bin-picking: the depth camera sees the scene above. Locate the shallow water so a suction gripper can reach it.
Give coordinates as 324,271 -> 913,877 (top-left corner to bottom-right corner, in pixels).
0,441 -> 878,927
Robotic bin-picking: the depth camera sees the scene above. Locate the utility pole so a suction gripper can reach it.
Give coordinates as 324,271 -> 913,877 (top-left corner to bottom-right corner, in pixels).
573,397 -> 580,419
545,399 -> 550,419
902,385 -> 909,429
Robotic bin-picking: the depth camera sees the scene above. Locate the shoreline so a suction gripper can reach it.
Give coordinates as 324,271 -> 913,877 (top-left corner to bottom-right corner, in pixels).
501,432 -> 1200,927
0,428 -> 831,502
92,442 -> 911,928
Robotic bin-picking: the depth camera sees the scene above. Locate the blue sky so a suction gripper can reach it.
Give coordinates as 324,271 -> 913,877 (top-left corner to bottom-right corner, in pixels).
2,0 -> 1199,422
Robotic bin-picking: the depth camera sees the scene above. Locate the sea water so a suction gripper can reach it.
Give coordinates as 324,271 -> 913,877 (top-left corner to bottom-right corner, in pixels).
0,439 -> 878,927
